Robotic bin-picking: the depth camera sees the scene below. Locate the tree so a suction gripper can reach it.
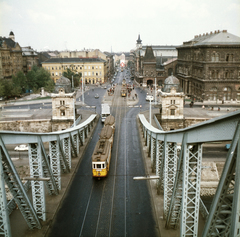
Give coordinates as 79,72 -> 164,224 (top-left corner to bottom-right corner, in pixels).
12,71 -> 27,93
62,66 -> 81,88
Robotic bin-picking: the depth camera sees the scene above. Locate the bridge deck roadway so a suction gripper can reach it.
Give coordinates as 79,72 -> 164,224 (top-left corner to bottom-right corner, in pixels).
4,88 -> 240,237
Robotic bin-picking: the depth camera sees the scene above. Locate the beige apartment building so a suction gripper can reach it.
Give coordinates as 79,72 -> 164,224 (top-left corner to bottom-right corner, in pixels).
42,57 -> 107,84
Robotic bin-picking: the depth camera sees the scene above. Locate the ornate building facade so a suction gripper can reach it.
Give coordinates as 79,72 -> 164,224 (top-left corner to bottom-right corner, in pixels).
177,30 -> 240,102
0,31 -> 39,79
159,75 -> 184,130
0,32 -> 23,79
133,34 -> 178,87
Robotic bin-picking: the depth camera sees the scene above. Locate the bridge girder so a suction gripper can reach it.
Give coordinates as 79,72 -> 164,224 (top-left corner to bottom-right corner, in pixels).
0,114 -> 97,236
139,110 -> 240,236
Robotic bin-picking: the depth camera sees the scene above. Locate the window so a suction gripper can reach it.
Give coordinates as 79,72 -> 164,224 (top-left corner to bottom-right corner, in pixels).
76,66 -> 78,70
88,72 -> 91,76
60,110 -> 65,116
96,66 -> 98,69
55,72 -> 58,76
84,72 -> 87,76
97,164 -> 101,169
88,66 -> 90,69
59,66 -> 61,69
55,66 -> 57,70
171,100 -> 175,104
99,72 -> 102,75
92,72 -> 94,75
170,109 -> 175,115
92,66 -> 94,69
60,100 -> 65,105
52,67 -> 54,70
59,72 -> 62,76
96,72 -> 98,76
99,66 -> 102,69
52,73 -> 54,76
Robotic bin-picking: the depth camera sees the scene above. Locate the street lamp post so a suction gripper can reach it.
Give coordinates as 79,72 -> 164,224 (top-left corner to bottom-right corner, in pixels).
82,65 -> 84,104
149,99 -> 152,125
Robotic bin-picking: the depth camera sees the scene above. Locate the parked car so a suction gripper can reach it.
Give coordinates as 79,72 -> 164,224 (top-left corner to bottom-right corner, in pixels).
14,144 -> 28,151
146,95 -> 154,101
225,144 -> 231,150
94,93 -> 99,99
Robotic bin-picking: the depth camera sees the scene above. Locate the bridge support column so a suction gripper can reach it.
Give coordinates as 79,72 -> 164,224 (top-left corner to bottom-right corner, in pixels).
0,148 -> 12,237
150,136 -> 156,173
164,142 -> 178,219
63,137 -> 71,169
49,141 -> 61,190
156,140 -> 164,194
180,143 -> 202,237
29,143 -> 46,221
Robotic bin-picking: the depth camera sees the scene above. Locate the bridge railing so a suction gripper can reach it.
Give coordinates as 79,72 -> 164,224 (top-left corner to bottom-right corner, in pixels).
0,114 -> 98,236
138,110 -> 240,237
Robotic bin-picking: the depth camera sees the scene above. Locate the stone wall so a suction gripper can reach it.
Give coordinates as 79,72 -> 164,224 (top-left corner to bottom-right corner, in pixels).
0,119 -> 52,133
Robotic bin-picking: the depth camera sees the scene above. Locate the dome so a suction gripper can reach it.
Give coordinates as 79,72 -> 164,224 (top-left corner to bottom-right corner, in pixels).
55,76 -> 72,93
162,75 -> 181,93
9,31 -> 14,36
56,76 -> 71,85
164,75 -> 179,85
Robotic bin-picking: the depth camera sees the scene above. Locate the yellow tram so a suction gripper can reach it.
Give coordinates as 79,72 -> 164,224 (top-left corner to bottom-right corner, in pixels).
92,124 -> 114,178
104,115 -> 115,134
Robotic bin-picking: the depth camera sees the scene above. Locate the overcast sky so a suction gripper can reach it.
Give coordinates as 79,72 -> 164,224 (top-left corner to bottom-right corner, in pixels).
1,0 -> 240,53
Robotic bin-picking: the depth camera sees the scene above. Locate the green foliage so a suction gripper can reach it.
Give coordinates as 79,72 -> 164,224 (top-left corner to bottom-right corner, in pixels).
62,66 -> 81,88
0,66 -> 55,98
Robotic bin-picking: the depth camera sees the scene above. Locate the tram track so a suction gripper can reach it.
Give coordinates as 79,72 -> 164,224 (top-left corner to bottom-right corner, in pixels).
78,84 -> 128,237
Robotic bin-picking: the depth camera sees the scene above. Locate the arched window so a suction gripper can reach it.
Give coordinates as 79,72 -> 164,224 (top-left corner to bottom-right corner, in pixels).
223,87 -> 231,101
209,87 -> 218,100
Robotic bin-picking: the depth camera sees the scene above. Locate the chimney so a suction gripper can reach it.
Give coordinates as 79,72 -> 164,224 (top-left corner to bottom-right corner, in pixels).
223,30 -> 227,33
194,35 -> 198,38
199,34 -> 201,37
210,31 -> 213,34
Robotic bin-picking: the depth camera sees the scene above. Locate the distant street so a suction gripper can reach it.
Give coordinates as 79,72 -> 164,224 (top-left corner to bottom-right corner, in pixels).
47,69 -> 159,237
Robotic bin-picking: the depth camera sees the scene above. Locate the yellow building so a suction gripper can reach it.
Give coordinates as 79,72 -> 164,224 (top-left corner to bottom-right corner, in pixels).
42,57 -> 107,84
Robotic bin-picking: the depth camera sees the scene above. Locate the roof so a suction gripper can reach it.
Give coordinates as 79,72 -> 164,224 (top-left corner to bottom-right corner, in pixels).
55,76 -> 71,85
0,37 -> 17,48
137,34 -> 142,44
180,30 -> 240,47
43,57 -> 106,64
164,75 -> 180,85
143,46 -> 155,62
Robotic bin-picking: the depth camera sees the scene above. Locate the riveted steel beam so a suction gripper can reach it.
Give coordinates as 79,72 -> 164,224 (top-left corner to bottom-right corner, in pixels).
202,122 -> 240,237
0,137 -> 41,230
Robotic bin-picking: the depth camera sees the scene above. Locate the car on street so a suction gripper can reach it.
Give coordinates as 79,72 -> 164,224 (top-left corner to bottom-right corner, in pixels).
146,95 -> 154,101
94,93 -> 99,99
14,144 -> 28,151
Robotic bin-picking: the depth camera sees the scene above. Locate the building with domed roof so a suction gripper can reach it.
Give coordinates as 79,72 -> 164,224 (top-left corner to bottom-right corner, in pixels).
55,76 -> 72,93
159,75 -> 185,130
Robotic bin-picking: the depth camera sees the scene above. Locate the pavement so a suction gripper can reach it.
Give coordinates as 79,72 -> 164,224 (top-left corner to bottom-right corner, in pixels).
3,86 -> 240,237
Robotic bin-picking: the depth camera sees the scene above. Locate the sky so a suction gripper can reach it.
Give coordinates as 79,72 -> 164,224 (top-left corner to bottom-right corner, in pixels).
0,0 -> 240,53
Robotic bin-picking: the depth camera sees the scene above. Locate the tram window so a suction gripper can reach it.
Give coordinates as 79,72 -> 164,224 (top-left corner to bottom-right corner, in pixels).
97,164 -> 101,169
93,164 -> 96,169
102,164 -> 105,168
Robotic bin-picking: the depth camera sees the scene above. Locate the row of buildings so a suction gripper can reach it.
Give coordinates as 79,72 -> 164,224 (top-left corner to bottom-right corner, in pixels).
132,30 -> 240,102
0,31 -> 122,84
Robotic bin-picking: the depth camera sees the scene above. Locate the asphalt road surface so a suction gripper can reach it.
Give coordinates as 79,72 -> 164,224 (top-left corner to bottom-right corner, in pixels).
47,70 -> 159,237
